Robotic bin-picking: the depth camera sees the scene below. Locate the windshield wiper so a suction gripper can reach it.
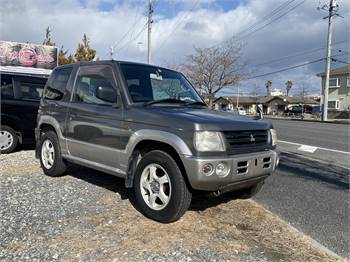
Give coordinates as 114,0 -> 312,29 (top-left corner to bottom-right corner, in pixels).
144,98 -> 187,105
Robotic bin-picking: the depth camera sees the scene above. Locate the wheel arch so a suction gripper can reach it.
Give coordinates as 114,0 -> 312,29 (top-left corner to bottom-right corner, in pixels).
1,115 -> 22,144
36,116 -> 66,158
125,139 -> 192,190
37,116 -> 64,138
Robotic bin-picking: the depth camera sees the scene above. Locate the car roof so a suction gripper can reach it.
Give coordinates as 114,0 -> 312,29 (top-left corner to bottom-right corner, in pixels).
53,60 -> 174,72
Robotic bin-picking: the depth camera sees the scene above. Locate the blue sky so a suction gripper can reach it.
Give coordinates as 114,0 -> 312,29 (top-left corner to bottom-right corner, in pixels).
92,0 -> 247,16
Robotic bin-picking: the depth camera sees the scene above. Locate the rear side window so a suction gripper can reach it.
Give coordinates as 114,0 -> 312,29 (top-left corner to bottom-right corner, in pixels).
0,75 -> 14,99
44,67 -> 72,100
13,79 -> 46,101
1,75 -> 47,101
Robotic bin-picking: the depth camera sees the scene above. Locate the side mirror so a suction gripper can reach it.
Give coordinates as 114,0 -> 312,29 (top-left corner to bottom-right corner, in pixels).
96,86 -> 117,103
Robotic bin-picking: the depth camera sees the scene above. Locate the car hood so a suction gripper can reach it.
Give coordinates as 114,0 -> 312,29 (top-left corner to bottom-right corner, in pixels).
127,106 -> 272,131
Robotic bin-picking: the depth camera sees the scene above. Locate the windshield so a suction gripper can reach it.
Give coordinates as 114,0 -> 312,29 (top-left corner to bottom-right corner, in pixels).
120,64 -> 203,104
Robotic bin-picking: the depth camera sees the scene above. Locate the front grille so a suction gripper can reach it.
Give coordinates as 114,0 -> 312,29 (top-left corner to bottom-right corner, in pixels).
223,130 -> 269,148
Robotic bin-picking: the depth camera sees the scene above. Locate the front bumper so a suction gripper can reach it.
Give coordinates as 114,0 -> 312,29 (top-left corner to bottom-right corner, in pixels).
180,150 -> 279,191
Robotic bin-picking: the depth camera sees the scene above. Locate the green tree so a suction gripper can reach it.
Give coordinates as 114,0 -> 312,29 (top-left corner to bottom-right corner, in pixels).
74,34 -> 96,62
285,80 -> 293,96
42,26 -> 55,46
265,80 -> 272,96
58,45 -> 75,65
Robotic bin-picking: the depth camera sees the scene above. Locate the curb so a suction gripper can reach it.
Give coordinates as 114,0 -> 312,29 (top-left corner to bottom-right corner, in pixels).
264,116 -> 350,125
252,200 -> 345,260
285,222 -> 344,260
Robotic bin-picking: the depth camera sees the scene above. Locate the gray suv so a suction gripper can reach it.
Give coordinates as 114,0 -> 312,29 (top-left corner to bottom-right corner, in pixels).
36,61 -> 279,223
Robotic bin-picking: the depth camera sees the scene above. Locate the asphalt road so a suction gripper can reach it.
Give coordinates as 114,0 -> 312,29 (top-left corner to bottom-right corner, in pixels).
270,119 -> 350,152
255,119 -> 350,258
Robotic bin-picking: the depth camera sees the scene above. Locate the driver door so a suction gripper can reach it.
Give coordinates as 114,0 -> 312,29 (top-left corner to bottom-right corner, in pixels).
66,64 -> 126,170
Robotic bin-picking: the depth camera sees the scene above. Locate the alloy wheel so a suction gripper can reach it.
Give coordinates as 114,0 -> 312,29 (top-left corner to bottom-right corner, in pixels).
0,130 -> 14,151
41,139 -> 55,169
140,163 -> 172,211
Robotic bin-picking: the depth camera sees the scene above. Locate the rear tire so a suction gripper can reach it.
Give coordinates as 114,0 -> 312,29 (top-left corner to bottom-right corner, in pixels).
39,130 -> 66,177
0,126 -> 18,154
133,150 -> 192,223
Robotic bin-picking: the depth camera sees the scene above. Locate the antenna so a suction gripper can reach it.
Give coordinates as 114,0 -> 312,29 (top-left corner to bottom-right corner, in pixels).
109,46 -> 114,60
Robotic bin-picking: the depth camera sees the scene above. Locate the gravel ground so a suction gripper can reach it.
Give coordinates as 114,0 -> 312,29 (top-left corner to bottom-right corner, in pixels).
0,150 -> 345,262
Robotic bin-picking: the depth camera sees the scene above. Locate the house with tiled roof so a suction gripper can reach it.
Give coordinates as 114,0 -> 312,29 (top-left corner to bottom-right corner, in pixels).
214,95 -> 318,115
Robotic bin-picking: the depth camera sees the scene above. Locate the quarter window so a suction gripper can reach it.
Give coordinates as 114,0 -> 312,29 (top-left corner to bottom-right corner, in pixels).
44,67 -> 72,100
74,65 -> 117,106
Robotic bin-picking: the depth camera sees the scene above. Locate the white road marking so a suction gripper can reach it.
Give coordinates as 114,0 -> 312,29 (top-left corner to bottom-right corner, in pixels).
277,140 -> 350,155
298,145 -> 318,153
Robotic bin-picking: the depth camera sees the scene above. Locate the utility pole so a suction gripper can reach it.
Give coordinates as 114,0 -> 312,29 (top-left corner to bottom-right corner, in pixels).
321,0 -> 339,121
147,0 -> 153,64
236,86 -> 240,108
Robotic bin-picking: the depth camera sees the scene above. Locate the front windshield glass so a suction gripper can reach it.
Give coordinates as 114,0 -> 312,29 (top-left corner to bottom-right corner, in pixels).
120,64 -> 203,104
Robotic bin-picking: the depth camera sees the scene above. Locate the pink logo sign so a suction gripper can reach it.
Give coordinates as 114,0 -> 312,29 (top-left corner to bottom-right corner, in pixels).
18,48 -> 37,66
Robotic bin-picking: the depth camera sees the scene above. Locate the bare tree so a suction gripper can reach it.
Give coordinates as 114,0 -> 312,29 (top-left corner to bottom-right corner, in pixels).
181,40 -> 244,108
299,81 -> 308,120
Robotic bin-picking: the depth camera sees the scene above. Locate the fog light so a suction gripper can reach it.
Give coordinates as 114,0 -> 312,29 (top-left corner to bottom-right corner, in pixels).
216,162 -> 230,177
202,163 -> 214,176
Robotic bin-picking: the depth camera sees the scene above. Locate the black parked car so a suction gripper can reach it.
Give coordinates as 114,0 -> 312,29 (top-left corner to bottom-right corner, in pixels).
1,72 -> 49,153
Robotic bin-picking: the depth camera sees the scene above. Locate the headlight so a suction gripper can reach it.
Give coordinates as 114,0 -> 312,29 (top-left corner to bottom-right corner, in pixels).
270,129 -> 277,146
194,131 -> 226,152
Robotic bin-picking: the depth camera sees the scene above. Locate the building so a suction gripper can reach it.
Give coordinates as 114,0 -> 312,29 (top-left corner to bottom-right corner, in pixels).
213,95 -> 318,115
318,65 -> 350,115
214,96 -> 258,114
270,88 -> 283,96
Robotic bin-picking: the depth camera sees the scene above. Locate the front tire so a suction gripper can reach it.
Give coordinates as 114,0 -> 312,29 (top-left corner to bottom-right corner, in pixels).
39,130 -> 66,177
133,150 -> 192,223
0,126 -> 18,154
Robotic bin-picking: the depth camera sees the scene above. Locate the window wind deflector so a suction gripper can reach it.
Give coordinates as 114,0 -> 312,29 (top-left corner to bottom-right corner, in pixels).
144,98 -> 187,106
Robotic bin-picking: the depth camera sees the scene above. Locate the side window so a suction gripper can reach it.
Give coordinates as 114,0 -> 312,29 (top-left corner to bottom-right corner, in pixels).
12,76 -> 47,101
74,65 -> 116,106
0,75 -> 14,99
43,67 -> 72,100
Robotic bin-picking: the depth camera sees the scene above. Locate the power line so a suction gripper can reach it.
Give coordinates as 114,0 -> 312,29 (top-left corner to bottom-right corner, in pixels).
332,58 -> 350,64
212,0 -> 306,48
246,58 -> 324,79
156,0 -> 200,50
114,22 -> 149,54
102,4 -> 147,59
245,52 -> 349,80
238,0 -> 307,40
235,0 -> 297,39
251,39 -> 348,67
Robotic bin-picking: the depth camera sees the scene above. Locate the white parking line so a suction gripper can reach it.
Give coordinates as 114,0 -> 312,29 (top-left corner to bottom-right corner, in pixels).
277,140 -> 350,155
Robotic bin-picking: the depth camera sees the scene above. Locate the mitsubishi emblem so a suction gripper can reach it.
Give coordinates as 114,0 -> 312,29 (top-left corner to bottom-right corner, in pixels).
250,133 -> 256,142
